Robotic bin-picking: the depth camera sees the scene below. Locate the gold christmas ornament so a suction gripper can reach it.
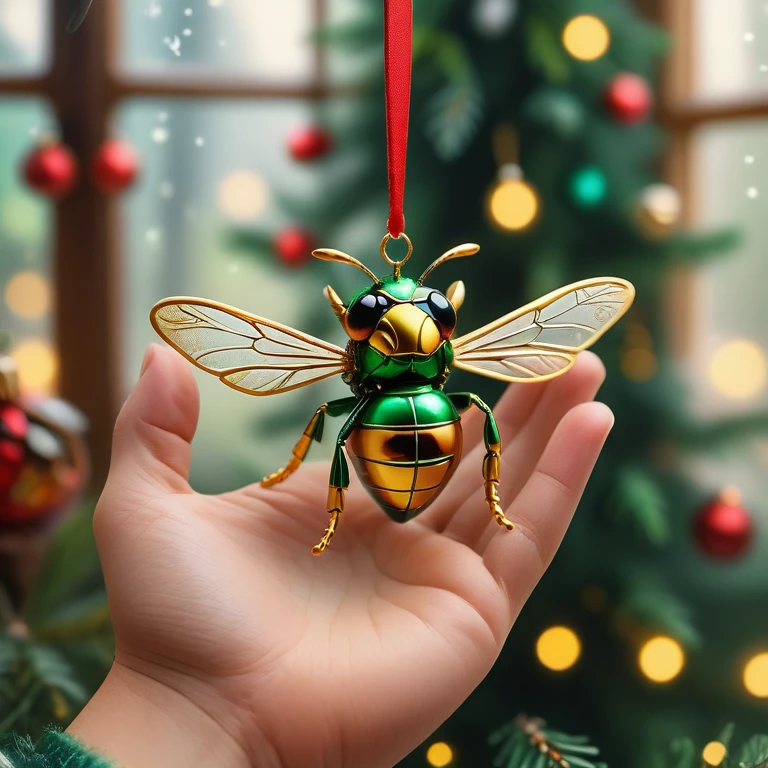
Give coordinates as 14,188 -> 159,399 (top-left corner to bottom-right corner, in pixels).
636,183 -> 681,237
488,164 -> 540,232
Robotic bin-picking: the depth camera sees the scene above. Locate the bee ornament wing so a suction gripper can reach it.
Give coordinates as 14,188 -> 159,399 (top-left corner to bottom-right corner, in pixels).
452,278 -> 635,383
150,298 -> 351,395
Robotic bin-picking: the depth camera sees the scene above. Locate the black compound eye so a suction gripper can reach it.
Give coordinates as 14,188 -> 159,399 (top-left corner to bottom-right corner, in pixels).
425,291 -> 456,336
346,292 -> 391,339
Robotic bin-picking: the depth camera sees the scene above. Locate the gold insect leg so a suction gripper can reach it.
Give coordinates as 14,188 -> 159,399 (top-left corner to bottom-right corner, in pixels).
313,481 -> 345,555
312,396 -> 370,555
449,392 -> 514,530
261,397 -> 357,488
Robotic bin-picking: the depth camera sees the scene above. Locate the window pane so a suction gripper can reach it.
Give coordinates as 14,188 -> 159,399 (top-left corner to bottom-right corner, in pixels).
120,0 -> 315,83
0,99 -> 56,393
0,0 -> 50,74
692,0 -> 768,102
118,99 -> 351,493
689,119 -> 768,418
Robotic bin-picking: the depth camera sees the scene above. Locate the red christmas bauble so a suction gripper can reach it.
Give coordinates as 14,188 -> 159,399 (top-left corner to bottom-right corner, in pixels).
0,358 -> 87,529
91,139 -> 140,194
274,227 -> 315,267
22,141 -> 79,198
287,126 -> 333,162
692,487 -> 754,560
604,73 -> 653,123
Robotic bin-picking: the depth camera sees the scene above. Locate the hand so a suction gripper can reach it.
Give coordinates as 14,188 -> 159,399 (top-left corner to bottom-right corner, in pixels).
69,344 -> 612,768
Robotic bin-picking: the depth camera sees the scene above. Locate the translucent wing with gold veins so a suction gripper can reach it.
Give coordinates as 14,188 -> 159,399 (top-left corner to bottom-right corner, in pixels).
150,298 -> 350,395
452,278 -> 635,383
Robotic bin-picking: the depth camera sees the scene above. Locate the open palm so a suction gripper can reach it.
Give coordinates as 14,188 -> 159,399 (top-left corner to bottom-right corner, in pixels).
70,344 -> 612,768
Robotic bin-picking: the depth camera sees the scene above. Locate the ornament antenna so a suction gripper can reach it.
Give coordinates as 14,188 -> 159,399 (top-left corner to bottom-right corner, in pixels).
312,248 -> 380,284
418,243 -> 480,285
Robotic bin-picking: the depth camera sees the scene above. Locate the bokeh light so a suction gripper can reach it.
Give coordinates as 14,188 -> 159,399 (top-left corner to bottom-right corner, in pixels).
11,338 -> 58,392
5,271 -> 51,319
426,742 -> 454,767
217,170 -> 270,222
708,339 -> 767,400
562,15 -> 610,61
743,652 -> 768,697
536,626 -> 581,671
702,741 -> 727,766
638,636 -> 685,683
488,178 -> 539,231
620,348 -> 657,382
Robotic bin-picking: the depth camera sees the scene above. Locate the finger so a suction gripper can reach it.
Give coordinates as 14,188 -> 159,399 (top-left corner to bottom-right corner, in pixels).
431,352 -> 605,539
483,401 -> 614,619
108,343 -> 200,496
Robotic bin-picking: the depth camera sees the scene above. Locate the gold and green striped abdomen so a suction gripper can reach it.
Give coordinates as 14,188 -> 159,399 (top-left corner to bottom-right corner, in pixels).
347,388 -> 462,522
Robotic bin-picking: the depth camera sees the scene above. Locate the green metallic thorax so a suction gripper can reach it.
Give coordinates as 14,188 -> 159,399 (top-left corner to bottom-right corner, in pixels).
355,341 -> 454,389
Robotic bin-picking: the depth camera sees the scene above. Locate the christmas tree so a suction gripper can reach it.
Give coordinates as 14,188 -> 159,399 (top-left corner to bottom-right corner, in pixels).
234,0 -> 764,765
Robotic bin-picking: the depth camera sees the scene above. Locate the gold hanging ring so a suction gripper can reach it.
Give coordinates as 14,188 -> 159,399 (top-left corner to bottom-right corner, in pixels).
379,233 -> 413,278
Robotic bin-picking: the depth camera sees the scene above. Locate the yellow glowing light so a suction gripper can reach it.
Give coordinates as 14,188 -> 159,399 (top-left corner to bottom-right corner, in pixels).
638,636 -> 685,683
744,652 -> 768,697
11,338 -> 58,392
488,179 -> 539,231
426,742 -> 454,767
5,271 -> 51,320
620,347 -> 657,382
709,339 -> 767,400
217,170 -> 269,222
702,741 -> 727,766
562,15 -> 610,61
536,626 -> 581,671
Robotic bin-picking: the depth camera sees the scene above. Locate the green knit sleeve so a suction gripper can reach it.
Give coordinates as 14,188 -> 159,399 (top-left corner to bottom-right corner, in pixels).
1,730 -> 113,767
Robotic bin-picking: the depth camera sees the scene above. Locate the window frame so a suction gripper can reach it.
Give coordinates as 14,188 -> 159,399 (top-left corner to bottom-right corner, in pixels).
0,0 -> 330,483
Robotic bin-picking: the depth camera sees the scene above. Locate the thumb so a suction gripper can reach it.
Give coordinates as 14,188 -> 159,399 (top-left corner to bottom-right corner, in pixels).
108,343 -> 200,496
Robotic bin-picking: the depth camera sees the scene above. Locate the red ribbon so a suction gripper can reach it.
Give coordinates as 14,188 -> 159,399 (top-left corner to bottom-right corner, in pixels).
384,0 -> 412,238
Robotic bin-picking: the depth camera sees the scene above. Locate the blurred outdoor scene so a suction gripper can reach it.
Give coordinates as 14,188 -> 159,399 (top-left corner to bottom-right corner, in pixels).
1,1 -> 768,766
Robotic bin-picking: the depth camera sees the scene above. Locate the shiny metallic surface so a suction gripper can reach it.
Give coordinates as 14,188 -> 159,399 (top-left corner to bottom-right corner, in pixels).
347,390 -> 462,521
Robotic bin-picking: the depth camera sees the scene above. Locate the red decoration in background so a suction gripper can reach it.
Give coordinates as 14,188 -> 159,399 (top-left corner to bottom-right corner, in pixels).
0,357 -> 87,528
91,139 -> 140,193
0,403 -> 27,492
693,487 -> 754,560
274,227 -> 315,267
604,73 -> 653,123
22,141 -> 79,198
288,126 -> 333,162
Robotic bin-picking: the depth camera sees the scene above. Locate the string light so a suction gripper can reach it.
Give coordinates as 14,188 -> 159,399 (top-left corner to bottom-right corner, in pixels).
702,741 -> 727,766
426,742 -> 454,767
11,338 -> 58,393
638,636 -> 685,683
620,347 -> 657,382
536,626 -> 581,671
743,652 -> 768,697
620,322 -> 657,382
562,15 -> 610,61
488,165 -> 539,231
4,271 -> 51,319
217,171 -> 269,222
709,339 -> 767,399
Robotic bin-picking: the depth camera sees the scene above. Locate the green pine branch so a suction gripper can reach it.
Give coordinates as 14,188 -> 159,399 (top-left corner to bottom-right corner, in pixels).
657,725 -> 768,768
489,716 -> 606,768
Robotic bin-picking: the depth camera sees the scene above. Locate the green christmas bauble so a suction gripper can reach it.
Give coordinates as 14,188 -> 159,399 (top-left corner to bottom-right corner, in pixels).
569,166 -> 607,208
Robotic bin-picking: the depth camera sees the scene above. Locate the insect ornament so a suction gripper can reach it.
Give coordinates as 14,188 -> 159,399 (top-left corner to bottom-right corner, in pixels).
151,235 -> 634,555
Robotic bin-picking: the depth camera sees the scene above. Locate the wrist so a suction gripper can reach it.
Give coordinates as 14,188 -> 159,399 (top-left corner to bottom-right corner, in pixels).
68,661 -> 264,768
